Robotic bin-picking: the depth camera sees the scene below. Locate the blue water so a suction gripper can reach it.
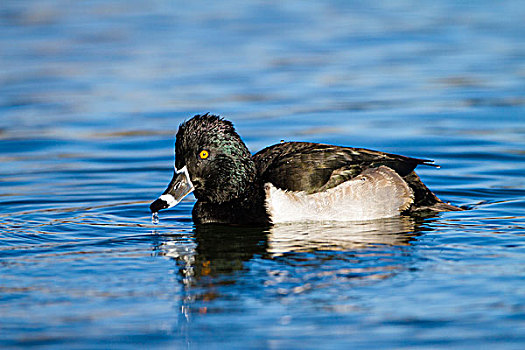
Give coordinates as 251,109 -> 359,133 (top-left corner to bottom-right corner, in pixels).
1,1 -> 524,348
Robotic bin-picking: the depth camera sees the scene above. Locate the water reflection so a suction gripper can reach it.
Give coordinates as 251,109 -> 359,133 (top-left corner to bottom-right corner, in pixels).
267,216 -> 417,256
154,216 -> 428,319
154,225 -> 268,279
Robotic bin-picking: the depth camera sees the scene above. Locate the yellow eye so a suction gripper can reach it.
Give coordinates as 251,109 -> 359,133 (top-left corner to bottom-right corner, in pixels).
199,150 -> 209,159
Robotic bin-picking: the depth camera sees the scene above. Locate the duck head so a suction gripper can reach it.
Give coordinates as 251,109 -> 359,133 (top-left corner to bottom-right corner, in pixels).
150,114 -> 257,213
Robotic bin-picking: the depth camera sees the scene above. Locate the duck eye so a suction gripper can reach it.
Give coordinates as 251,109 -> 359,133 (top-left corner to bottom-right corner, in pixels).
199,150 -> 209,159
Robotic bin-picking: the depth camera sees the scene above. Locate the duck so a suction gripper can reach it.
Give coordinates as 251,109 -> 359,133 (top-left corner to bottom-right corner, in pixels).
150,113 -> 461,225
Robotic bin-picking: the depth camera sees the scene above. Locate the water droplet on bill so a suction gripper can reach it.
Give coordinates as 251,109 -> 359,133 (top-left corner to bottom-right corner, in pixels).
152,212 -> 159,224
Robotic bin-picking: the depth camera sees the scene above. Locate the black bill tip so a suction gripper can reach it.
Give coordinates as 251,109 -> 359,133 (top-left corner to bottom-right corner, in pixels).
150,198 -> 169,213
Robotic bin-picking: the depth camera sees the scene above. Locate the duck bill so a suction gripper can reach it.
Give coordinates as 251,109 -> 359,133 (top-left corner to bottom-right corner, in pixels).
150,166 -> 195,213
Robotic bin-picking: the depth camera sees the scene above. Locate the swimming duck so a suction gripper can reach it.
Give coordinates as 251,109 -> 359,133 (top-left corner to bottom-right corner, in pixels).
150,113 -> 460,225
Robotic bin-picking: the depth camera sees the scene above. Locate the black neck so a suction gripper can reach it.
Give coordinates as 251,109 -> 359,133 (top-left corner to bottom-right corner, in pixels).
192,181 -> 269,225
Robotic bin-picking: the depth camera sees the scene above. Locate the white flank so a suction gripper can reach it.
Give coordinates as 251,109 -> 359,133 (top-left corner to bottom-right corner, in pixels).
265,166 -> 414,223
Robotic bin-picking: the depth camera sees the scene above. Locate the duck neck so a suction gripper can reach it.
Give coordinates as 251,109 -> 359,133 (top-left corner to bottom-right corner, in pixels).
192,177 -> 269,225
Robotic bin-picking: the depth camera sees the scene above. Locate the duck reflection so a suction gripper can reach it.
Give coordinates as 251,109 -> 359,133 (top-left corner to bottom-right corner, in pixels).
268,216 -> 417,256
186,225 -> 269,278
153,216 -> 428,319
156,216 -> 426,283
153,225 -> 269,320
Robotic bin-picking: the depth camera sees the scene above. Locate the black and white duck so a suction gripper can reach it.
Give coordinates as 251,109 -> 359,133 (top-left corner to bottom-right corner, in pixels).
150,113 -> 461,225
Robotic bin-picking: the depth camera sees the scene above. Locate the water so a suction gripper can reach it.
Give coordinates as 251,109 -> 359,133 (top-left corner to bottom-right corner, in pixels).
1,0 -> 524,348
152,212 -> 159,225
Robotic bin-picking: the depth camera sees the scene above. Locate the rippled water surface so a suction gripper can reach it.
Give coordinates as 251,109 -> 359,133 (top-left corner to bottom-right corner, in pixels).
1,1 -> 524,348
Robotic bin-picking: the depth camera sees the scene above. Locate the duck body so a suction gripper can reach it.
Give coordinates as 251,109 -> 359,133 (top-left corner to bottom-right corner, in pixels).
150,114 -> 460,225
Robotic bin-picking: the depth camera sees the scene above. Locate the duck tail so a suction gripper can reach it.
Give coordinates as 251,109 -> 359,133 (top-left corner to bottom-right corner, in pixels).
403,171 -> 463,212
426,201 -> 464,212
